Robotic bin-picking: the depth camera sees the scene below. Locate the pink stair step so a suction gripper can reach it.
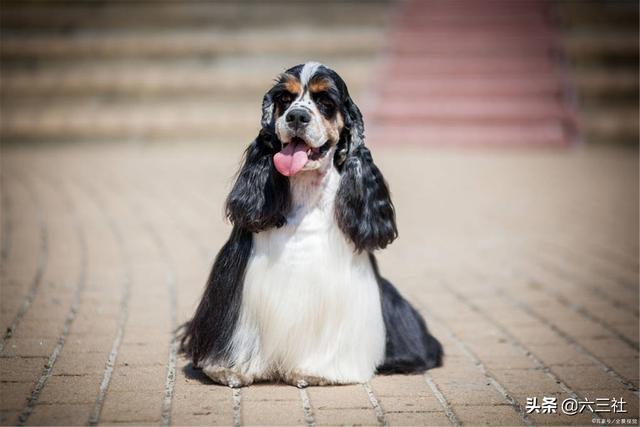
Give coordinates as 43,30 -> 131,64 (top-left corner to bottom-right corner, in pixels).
386,57 -> 555,75
369,99 -> 568,123
378,78 -> 561,97
368,0 -> 575,146
367,123 -> 568,147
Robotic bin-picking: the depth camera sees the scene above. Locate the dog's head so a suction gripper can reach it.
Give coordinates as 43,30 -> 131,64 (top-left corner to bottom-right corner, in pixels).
226,62 -> 396,252
261,62 -> 363,176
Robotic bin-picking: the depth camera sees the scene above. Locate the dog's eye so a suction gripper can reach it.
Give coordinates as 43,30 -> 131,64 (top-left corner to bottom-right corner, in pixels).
313,93 -> 335,114
277,93 -> 294,109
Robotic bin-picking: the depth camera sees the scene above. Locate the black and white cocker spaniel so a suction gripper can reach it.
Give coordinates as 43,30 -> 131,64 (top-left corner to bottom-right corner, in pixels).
179,62 -> 442,388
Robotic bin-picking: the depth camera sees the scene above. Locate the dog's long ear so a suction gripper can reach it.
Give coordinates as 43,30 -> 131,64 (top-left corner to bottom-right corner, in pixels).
335,97 -> 397,252
334,95 -> 364,169
225,129 -> 290,232
261,90 -> 275,130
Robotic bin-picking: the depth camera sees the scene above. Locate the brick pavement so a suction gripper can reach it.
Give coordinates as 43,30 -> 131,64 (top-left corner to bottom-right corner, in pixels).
0,143 -> 637,426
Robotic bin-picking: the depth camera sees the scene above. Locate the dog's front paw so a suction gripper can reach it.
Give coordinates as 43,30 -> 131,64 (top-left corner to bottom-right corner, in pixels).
202,364 -> 253,388
281,371 -> 333,388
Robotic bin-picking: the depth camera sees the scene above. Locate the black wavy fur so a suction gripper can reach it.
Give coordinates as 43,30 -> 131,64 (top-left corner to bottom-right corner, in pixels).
225,130 -> 290,233
179,63 -> 442,375
335,145 -> 398,252
370,254 -> 443,373
179,226 -> 252,366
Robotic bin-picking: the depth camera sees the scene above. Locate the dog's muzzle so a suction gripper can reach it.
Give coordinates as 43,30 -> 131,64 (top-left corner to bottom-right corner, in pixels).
273,137 -> 331,177
285,108 -> 311,130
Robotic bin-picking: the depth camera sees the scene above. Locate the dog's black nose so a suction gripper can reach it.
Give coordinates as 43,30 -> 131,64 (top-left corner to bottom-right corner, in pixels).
286,108 -> 311,128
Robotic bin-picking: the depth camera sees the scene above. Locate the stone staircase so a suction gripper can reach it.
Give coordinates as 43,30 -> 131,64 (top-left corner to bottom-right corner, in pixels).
367,0 -> 577,146
1,1 -> 635,146
555,0 -> 638,145
0,1 -> 389,143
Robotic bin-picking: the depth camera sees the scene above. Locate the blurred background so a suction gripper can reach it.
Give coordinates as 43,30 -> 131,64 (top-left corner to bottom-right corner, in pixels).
0,1 -> 638,426
1,0 -> 637,146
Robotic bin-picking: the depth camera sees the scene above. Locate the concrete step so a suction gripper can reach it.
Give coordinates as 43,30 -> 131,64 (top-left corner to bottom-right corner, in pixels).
396,0 -> 546,18
0,79 -> 372,142
554,0 -> 638,31
385,56 -> 557,75
555,1 -> 638,144
367,122 -> 567,146
572,70 -> 639,93
1,98 -> 261,141
379,76 -> 562,98
572,70 -> 638,105
0,1 -> 389,32
0,1 -> 388,144
388,39 -> 554,56
1,98 -> 571,146
561,33 -> 638,65
1,27 -> 383,60
390,31 -> 556,49
0,58 -> 372,98
580,109 -> 639,145
369,98 -> 569,124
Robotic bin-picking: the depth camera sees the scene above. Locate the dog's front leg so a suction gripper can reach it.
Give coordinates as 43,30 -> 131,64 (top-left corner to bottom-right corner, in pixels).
202,364 -> 255,388
281,371 -> 338,388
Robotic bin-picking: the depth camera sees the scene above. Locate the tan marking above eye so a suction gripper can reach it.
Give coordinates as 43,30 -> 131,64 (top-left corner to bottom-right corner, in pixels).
281,74 -> 301,96
308,77 -> 332,93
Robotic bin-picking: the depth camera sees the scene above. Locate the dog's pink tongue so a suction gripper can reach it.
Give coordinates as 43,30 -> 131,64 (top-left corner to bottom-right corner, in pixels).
273,141 -> 308,176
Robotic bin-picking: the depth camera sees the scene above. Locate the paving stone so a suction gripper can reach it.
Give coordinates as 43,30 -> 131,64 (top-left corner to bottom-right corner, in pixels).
377,395 -> 443,414
100,389 -> 163,424
0,409 -> 18,426
307,384 -> 374,411
551,365 -> 633,391
489,368 -> 566,399
599,357 -> 640,384
0,380 -> 32,411
106,365 -> 166,393
580,338 -> 639,360
50,354 -> 105,377
371,374 -> 440,401
453,404 -> 524,426
170,410 -> 233,427
38,375 -> 99,405
63,335 -> 113,357
314,408 -> 380,426
242,399 -> 305,426
504,324 -> 568,347
308,385 -> 379,425
385,409 -> 451,426
241,384 -> 300,402
482,354 -> 542,370
0,338 -> 55,358
434,380 -> 512,406
172,382 -> 234,425
26,402 -> 93,426
0,357 -> 47,383
172,364 -> 234,426
526,343 -> 598,367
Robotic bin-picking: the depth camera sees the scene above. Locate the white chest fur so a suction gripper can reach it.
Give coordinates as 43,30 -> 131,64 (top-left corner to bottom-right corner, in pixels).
227,165 -> 386,383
